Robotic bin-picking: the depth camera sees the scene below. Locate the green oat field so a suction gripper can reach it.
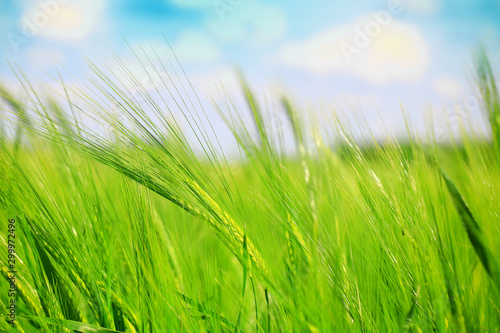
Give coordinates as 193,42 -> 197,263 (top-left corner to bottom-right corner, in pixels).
0,50 -> 499,332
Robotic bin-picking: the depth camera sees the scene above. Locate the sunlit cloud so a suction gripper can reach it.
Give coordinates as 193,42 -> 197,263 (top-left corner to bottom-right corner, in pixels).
27,46 -> 66,69
433,76 -> 465,100
189,66 -> 240,92
281,16 -> 430,84
21,0 -> 105,41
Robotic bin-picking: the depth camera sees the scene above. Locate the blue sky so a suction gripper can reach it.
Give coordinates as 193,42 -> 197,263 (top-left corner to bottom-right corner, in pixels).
1,0 -> 500,143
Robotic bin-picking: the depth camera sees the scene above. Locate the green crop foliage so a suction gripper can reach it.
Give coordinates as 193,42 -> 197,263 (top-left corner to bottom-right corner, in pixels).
0,50 -> 499,332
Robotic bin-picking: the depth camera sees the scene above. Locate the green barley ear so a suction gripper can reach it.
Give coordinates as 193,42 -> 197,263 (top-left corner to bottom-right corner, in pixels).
237,71 -> 271,155
281,97 -> 305,152
439,165 -> 500,290
0,84 -> 31,156
31,235 -> 84,323
0,264 -> 43,318
281,97 -> 316,261
46,98 -> 74,141
95,280 -> 139,331
176,292 -> 238,331
475,48 -> 500,154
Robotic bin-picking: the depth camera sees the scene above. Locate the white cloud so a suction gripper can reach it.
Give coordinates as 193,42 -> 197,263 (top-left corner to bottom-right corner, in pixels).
0,76 -> 22,93
433,77 -> 465,100
280,16 -> 430,84
21,0 -> 105,41
207,1 -> 287,44
27,46 -> 66,69
189,66 -> 240,94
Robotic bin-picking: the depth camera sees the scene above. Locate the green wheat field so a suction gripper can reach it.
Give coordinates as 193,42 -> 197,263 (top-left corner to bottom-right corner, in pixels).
0,50 -> 499,332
